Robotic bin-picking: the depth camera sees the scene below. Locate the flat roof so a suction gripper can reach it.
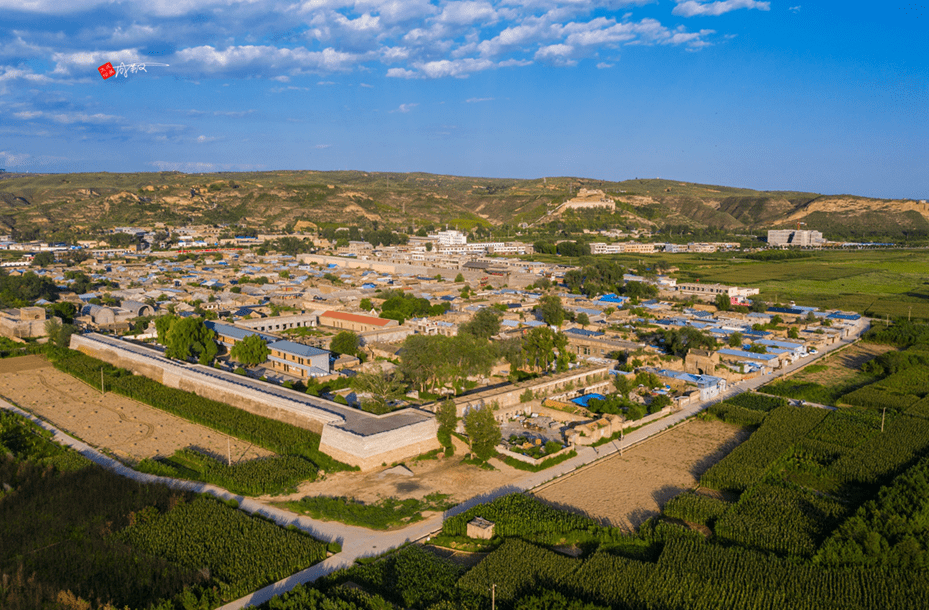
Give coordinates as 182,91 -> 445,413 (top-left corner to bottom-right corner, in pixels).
321,310 -> 393,327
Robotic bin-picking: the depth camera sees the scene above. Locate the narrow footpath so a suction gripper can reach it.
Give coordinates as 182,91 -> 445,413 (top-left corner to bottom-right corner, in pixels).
0,322 -> 866,609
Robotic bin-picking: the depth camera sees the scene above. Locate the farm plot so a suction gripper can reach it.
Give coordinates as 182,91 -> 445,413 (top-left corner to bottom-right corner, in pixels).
0,355 -> 269,463
535,419 -> 750,530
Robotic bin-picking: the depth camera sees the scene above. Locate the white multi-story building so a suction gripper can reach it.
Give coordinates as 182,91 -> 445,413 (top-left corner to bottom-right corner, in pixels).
589,242 -> 626,254
432,230 -> 467,246
768,229 -> 825,247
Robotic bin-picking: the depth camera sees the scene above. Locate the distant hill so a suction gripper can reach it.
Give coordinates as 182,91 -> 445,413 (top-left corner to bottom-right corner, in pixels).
0,170 -> 926,240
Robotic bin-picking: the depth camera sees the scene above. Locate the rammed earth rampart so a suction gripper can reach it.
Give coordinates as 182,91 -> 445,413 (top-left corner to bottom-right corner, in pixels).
70,333 -> 438,470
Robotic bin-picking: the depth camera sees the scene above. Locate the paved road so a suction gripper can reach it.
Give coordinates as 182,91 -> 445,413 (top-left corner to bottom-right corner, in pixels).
1,321 -> 866,609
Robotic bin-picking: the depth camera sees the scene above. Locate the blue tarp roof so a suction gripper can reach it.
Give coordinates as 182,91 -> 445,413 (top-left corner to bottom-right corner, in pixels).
564,327 -> 605,338
571,393 -> 606,407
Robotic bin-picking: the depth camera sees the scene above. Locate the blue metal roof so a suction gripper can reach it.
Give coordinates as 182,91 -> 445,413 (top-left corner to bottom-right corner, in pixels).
756,339 -> 804,350
718,348 -> 779,361
268,340 -> 329,358
205,321 -> 276,343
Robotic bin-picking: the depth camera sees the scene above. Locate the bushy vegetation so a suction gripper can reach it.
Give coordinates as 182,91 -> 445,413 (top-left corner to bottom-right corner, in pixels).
705,402 -> 767,426
862,319 -> 929,347
662,492 -> 731,526
117,495 -> 327,600
700,406 -> 828,492
817,453 -> 929,568
639,325 -> 718,358
137,449 -> 318,496
714,482 -> 849,557
0,270 -> 59,307
51,349 -> 352,473
377,289 -> 450,323
0,409 -> 328,610
726,392 -> 789,412
443,494 -> 597,543
498,449 -> 577,472
280,493 -> 454,530
317,545 -> 463,610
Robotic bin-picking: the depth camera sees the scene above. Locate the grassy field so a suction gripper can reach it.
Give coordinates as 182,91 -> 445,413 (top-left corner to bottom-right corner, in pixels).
581,249 -> 929,320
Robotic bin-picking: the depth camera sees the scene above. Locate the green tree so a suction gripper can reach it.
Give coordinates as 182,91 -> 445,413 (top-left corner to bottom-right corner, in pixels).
164,317 -> 218,365
229,334 -> 270,366
727,332 -> 743,348
399,334 -> 444,392
459,308 -> 501,340
576,312 -> 590,328
44,317 -> 62,346
748,343 -> 768,354
521,326 -> 567,372
352,370 -> 406,414
31,251 -> 55,267
359,298 -> 374,311
436,399 -> 458,449
715,293 -> 731,312
46,301 -> 76,324
464,405 -> 501,462
329,331 -> 360,357
788,326 -> 800,339
454,273 -> 465,283
650,394 -> 672,412
623,280 -> 658,300
441,333 -> 498,391
613,373 -> 633,397
634,371 -> 661,389
539,295 -> 565,327
437,399 -> 458,433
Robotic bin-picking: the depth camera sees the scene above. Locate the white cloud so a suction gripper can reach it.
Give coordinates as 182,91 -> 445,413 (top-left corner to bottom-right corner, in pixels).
314,143 -> 332,148
673,0 -> 770,17
51,48 -> 147,76
0,150 -> 31,167
9,0 -> 740,86
386,67 -> 418,78
13,109 -> 119,124
395,102 -> 418,112
465,96 -> 494,102
0,65 -> 54,84
535,43 -> 576,66
789,5 -> 801,13
359,82 -> 374,87
317,80 -> 336,84
148,160 -> 264,172
196,135 -> 218,143
175,45 -> 361,75
129,123 -> 187,134
419,57 -> 494,77
436,1 -> 497,26
596,61 -> 613,68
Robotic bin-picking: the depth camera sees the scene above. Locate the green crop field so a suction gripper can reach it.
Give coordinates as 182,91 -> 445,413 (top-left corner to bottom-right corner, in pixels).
581,249 -> 929,320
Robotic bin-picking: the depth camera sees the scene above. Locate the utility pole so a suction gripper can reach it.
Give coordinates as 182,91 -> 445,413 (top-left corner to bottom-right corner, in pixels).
101,368 -> 105,395
491,584 -> 496,610
881,407 -> 886,433
228,437 -> 232,466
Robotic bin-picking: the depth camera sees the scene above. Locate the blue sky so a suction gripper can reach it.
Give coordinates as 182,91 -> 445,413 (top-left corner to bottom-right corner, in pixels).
1,1 -> 926,198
